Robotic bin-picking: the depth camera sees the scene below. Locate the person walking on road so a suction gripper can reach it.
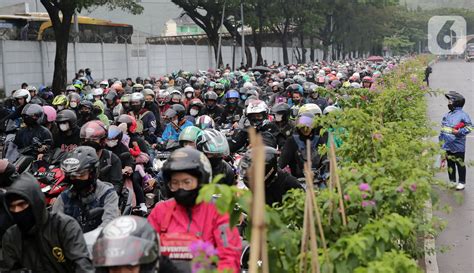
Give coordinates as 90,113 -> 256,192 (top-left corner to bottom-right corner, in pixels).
439,91 -> 473,190
424,65 -> 432,86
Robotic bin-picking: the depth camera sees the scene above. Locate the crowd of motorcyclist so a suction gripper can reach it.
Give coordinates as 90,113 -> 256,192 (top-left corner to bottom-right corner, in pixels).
0,59 -> 393,273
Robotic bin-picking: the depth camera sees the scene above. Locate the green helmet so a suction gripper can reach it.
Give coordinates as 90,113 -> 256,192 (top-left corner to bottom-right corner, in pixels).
178,126 -> 202,146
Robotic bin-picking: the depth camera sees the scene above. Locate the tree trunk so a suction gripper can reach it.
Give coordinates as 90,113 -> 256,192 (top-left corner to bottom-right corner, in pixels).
310,36 -> 315,62
222,20 -> 252,68
51,13 -> 73,95
252,29 -> 263,66
281,36 -> 289,64
300,32 -> 306,64
322,45 -> 329,61
245,46 -> 253,68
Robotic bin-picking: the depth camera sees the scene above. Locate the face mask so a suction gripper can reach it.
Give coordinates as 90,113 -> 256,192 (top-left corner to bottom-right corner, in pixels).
93,107 -> 102,115
59,123 -> 70,132
106,139 -> 118,148
186,93 -> 193,99
207,103 -> 215,110
241,95 -> 247,100
171,188 -> 200,207
68,176 -> 95,192
275,114 -> 283,122
80,111 -> 91,118
23,116 -> 37,126
70,102 -> 78,109
57,105 -> 65,111
208,157 -> 221,166
190,109 -> 200,117
293,99 -> 301,105
82,140 -> 102,152
11,206 -> 36,233
131,105 -> 142,113
311,93 -> 319,98
144,101 -> 153,108
249,118 -> 264,129
448,104 -> 455,111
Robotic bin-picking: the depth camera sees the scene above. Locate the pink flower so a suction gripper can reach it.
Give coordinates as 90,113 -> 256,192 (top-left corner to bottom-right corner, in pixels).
410,184 -> 417,192
344,194 -> 350,201
359,183 -> 371,192
361,193 -> 368,199
411,75 -> 418,83
189,240 -> 218,257
420,85 -> 427,91
396,186 -> 404,193
362,200 -> 376,207
372,132 -> 383,141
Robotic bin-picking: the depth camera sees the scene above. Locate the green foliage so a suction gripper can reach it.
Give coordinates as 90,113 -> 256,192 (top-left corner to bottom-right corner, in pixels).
198,55 -> 441,272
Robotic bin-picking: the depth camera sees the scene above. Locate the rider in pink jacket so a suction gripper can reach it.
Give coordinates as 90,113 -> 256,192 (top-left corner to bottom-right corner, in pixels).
147,147 -> 241,273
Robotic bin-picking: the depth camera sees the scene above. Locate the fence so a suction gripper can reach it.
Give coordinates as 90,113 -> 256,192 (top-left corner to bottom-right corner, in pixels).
0,40 -> 325,96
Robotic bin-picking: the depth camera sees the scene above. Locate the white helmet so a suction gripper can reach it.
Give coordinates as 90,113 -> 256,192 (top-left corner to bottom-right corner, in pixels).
27,86 -> 37,92
298,103 -> 322,117
184,86 -> 194,94
99,80 -> 109,88
66,85 -> 76,92
195,115 -> 216,130
13,89 -> 31,103
246,100 -> 268,115
323,105 -> 341,115
92,88 -> 104,96
351,82 -> 361,89
243,82 -> 253,89
352,72 -> 360,80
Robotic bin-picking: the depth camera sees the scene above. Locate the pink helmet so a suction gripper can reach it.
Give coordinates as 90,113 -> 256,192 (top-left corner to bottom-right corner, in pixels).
42,105 -> 57,122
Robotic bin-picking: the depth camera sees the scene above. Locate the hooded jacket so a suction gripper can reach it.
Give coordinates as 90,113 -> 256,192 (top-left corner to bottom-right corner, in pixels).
439,107 -> 473,153
93,100 -> 110,127
2,173 -> 94,273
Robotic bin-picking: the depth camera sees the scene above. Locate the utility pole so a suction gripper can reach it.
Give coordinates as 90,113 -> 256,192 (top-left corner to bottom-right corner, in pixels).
240,0 -> 245,66
73,10 -> 79,74
216,0 -> 227,70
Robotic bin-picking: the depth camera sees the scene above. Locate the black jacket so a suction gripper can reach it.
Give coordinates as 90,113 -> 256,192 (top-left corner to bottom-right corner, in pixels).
228,122 -> 279,153
211,159 -> 235,186
14,124 -> 53,155
265,170 -> 303,206
98,149 -> 123,193
201,105 -> 225,125
2,174 -> 94,272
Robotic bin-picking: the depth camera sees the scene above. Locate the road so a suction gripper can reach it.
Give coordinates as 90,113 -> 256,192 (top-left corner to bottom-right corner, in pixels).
427,59 -> 474,273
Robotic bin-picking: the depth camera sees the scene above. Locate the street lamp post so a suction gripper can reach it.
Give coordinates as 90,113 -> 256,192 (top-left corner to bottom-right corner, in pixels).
232,36 -> 236,70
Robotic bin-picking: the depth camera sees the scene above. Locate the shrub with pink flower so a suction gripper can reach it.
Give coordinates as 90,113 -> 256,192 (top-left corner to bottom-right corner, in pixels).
189,240 -> 219,273
359,183 -> 371,192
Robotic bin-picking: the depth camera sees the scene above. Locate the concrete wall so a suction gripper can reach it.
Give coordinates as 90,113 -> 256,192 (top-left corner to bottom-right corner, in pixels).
0,40 -> 324,96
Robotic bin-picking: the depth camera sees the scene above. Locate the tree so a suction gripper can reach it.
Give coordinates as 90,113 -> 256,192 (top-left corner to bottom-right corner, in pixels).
41,0 -> 142,94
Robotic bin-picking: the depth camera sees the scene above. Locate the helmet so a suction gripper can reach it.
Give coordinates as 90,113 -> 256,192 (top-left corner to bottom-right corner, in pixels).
56,109 -> 78,128
271,103 -> 290,114
195,115 -> 216,129
130,92 -> 145,105
80,120 -> 107,141
225,90 -> 239,100
178,126 -> 202,145
13,89 -> 31,103
121,93 -> 131,104
79,100 -> 94,111
104,90 -> 118,101
157,90 -> 170,106
93,216 -> 160,273
107,125 -> 123,141
215,83 -> 225,91
362,76 -> 374,83
52,95 -> 69,108
243,82 -> 253,89
286,84 -> 303,95
27,86 -> 37,93
203,91 -> 218,101
246,100 -> 268,115
92,88 -> 104,97
323,105 -> 341,115
117,114 -> 137,133
61,146 -> 99,176
184,86 -> 194,94
42,105 -> 57,123
170,104 -> 186,120
239,146 -> 279,185
196,129 -> 230,157
141,89 -> 155,98
189,98 -> 204,109
445,91 -> 465,108
21,103 -> 44,125
144,83 -> 153,90
111,82 -> 124,93
132,84 -> 144,92
299,103 -> 322,117
73,81 -> 84,91
246,89 -> 259,98
99,80 -> 109,88
162,147 -> 212,185
67,92 -> 81,109
66,85 -> 77,93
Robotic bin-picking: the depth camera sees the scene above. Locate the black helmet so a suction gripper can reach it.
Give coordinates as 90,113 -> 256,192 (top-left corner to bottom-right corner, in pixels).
93,216 -> 160,273
203,91 -> 218,101
21,103 -> 44,125
445,91 -> 465,108
239,146 -> 279,185
283,78 -> 294,89
271,103 -> 291,117
56,109 -> 78,128
104,90 -> 118,101
61,146 -> 99,176
171,104 -> 186,120
196,129 -> 230,157
79,100 -> 94,110
162,147 -> 212,185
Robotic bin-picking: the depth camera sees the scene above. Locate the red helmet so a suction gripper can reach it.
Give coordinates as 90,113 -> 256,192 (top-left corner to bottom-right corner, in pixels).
80,120 -> 107,141
117,114 -> 137,134
362,76 -> 374,83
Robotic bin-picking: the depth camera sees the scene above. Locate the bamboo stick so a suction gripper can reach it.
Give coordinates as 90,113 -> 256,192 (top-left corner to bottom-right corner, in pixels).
329,134 -> 347,227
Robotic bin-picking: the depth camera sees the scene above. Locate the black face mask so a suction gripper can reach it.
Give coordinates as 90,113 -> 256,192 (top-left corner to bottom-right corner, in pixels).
67,176 -> 96,192
93,108 -> 102,116
171,188 -> 200,207
208,157 -> 221,167
293,99 -> 301,105
207,103 -> 216,110
80,110 -> 92,119
131,104 -> 142,113
11,206 -> 36,233
144,101 -> 153,108
23,116 -> 38,127
448,104 -> 455,111
82,140 -> 103,152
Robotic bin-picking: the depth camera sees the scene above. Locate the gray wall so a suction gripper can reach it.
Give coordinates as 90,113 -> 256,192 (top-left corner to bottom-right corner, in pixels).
0,40 -> 324,95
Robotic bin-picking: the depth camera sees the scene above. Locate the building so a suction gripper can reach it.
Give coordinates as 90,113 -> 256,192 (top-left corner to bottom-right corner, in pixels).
162,14 -> 204,36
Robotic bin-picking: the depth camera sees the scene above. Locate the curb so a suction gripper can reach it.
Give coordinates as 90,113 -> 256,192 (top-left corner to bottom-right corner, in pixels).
424,199 -> 439,273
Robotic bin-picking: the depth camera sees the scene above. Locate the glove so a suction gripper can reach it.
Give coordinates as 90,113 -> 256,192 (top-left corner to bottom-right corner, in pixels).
453,122 -> 465,130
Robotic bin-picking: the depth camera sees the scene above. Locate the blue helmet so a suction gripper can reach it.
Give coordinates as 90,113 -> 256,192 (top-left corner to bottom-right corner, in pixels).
225,89 -> 240,100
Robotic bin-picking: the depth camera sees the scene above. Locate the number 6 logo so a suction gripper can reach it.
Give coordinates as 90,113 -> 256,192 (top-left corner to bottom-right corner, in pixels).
428,16 -> 467,55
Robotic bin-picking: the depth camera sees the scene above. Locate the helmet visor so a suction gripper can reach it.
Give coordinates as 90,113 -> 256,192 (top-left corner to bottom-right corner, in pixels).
93,237 -> 158,267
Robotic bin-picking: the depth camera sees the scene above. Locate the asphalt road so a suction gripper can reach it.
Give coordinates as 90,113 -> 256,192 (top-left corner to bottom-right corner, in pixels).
427,59 -> 474,273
